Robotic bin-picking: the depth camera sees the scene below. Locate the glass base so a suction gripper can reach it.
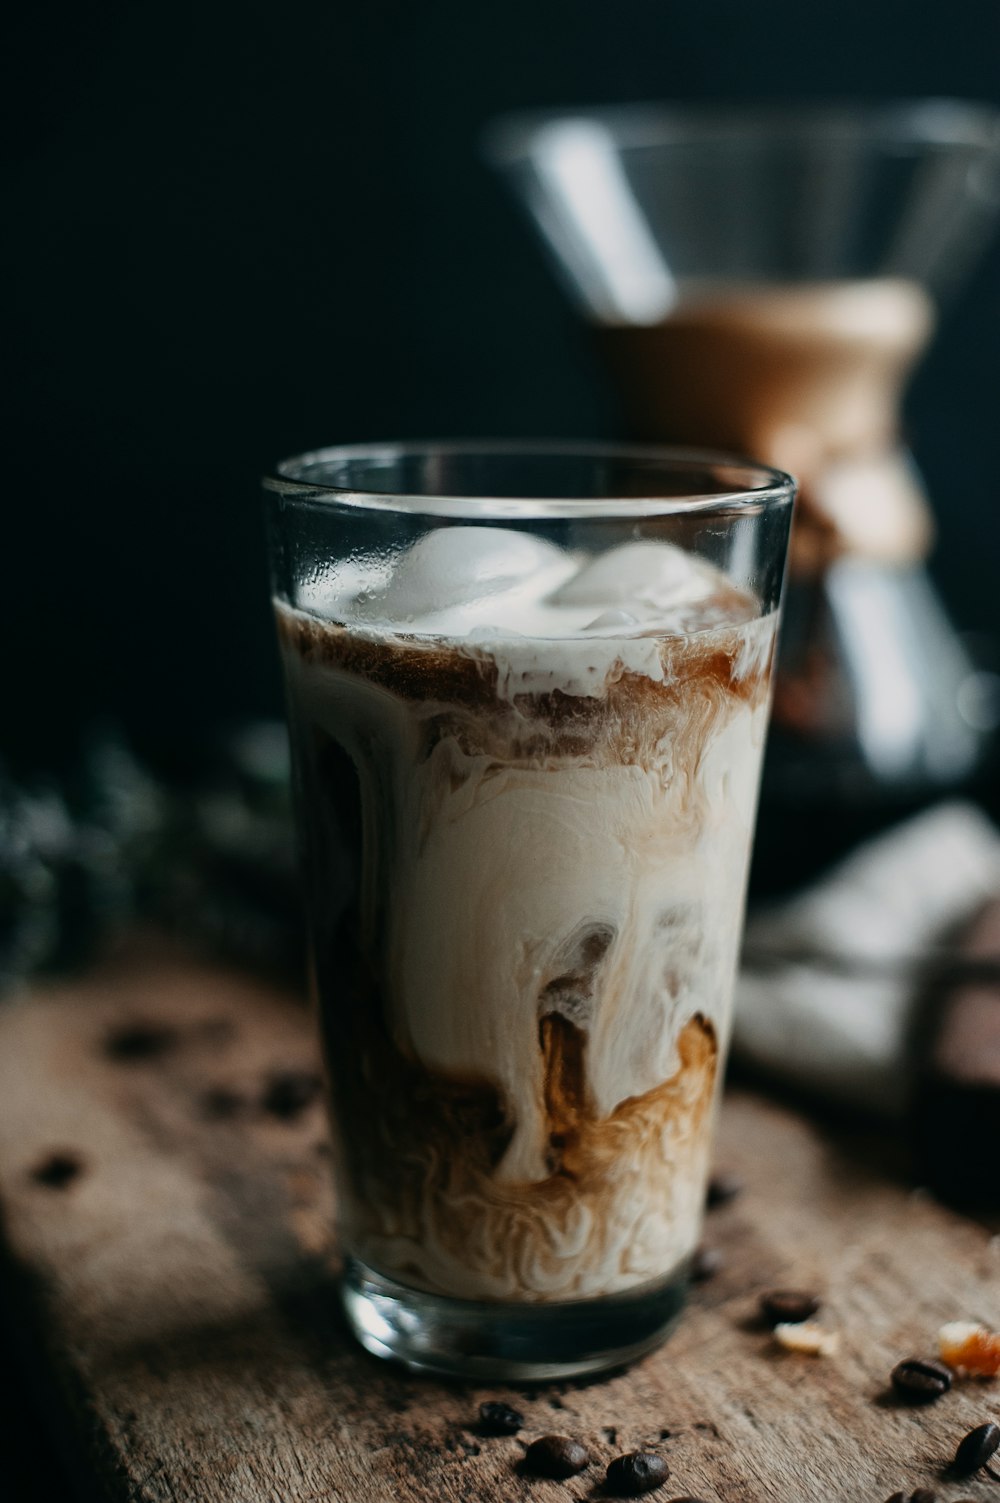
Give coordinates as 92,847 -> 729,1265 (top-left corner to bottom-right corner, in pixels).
341,1256 -> 687,1381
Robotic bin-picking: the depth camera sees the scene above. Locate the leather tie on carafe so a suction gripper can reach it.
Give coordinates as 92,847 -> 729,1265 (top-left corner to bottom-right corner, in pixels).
598,280 -> 937,579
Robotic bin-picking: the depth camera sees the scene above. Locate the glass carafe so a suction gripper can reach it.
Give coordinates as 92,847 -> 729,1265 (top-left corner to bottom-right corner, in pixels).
487,101 -> 1000,886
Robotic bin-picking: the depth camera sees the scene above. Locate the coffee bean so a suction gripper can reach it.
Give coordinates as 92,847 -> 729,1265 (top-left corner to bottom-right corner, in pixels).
706,1172 -> 743,1208
523,1435 -> 589,1478
890,1357 -> 952,1403
690,1246 -> 723,1283
759,1289 -> 820,1326
605,1450 -> 670,1495
478,1401 -> 523,1436
31,1152 -> 83,1189
262,1070 -> 322,1120
951,1421 -> 1000,1476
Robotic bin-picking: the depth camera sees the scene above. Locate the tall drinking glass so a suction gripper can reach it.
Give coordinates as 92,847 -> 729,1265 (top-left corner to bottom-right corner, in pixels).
264,443 -> 794,1379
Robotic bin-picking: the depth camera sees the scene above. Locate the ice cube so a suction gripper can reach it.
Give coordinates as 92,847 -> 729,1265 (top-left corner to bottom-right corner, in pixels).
356,527 -> 568,623
552,541 -> 716,610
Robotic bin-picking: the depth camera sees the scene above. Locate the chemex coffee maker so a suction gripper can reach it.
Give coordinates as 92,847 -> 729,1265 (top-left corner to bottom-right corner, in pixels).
487,102 -> 1000,887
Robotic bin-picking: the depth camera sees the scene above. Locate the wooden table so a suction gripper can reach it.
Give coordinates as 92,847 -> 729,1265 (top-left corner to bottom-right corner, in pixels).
1,941 -> 998,1503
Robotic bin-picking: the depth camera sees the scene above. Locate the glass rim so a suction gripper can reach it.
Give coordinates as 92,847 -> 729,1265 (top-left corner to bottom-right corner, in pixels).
262,440 -> 795,521
484,96 -> 1000,165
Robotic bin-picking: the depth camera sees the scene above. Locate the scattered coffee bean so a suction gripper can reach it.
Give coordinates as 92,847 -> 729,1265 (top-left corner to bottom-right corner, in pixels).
104,1022 -> 178,1061
951,1421 -> 1000,1477
523,1435 -> 590,1478
706,1172 -> 743,1208
759,1289 -> 821,1326
890,1357 -> 952,1403
262,1070 -> 322,1120
31,1152 -> 83,1189
605,1450 -> 670,1495
690,1245 -> 723,1283
478,1401 -> 523,1436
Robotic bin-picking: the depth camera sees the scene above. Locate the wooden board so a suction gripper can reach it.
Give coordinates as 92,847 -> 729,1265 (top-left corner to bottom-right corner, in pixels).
1,940 -> 999,1503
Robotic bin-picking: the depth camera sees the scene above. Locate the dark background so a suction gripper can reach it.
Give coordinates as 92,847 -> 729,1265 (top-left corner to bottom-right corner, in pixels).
5,0 -> 1000,780
1,3 -> 999,1494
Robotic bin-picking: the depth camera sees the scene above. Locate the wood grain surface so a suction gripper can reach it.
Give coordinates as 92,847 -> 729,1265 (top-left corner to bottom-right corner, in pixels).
0,941 -> 998,1503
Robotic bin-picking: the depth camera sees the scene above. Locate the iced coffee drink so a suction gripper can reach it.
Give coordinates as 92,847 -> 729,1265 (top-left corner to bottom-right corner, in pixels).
266,444 -> 794,1377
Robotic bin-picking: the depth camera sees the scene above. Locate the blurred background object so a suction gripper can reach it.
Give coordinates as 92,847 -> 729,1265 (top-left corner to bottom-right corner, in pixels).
0,725 -> 301,997
488,100 -> 1000,888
